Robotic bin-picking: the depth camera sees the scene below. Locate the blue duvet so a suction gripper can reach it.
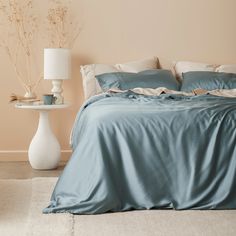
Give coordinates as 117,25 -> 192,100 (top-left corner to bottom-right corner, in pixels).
44,92 -> 236,214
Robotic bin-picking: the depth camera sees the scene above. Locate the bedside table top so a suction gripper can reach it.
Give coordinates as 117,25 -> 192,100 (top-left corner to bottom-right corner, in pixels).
15,102 -> 70,110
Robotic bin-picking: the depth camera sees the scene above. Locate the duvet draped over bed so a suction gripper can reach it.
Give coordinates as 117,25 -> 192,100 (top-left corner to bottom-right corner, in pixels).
44,92 -> 236,214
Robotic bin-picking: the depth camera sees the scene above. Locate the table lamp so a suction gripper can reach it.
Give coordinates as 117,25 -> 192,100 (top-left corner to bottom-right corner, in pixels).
44,48 -> 71,104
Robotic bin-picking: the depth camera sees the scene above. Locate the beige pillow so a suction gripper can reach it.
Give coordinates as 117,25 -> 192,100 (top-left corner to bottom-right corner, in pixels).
215,64 -> 236,74
80,57 -> 159,99
174,61 -> 218,80
116,57 -> 159,73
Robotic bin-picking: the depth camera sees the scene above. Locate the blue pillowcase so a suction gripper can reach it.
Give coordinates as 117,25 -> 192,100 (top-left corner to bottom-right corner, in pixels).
181,71 -> 236,91
96,70 -> 236,93
95,69 -> 180,91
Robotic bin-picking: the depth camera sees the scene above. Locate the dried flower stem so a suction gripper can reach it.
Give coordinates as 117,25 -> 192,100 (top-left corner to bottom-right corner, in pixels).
0,0 -> 40,96
47,0 -> 80,48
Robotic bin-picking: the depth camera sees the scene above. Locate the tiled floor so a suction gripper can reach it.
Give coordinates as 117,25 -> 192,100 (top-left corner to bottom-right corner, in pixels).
0,162 -> 66,179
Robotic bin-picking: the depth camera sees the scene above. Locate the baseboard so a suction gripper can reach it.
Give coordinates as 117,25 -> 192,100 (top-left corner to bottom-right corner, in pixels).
0,150 -> 72,162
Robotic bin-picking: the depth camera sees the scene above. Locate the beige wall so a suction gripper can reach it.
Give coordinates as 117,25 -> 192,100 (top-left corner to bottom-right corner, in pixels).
0,0 -> 236,161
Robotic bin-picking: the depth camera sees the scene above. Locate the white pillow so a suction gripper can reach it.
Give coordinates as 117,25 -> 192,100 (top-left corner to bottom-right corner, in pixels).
81,57 -> 159,99
80,64 -> 118,99
116,57 -> 159,73
215,64 -> 236,74
174,61 -> 218,80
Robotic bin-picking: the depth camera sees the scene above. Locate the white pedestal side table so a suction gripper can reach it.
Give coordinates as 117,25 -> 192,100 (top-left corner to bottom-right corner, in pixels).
15,103 -> 69,170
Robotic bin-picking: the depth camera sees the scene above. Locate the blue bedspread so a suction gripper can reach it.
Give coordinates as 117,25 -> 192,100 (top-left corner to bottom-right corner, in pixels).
44,92 -> 236,214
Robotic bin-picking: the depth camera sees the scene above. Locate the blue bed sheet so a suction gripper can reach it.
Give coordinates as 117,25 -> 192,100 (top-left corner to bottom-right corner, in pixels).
44,92 -> 236,214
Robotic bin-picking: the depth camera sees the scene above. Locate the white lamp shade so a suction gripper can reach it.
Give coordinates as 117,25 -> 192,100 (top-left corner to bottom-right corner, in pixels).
44,48 -> 71,80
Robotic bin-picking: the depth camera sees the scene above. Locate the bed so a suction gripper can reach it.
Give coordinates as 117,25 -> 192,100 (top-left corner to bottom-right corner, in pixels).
43,90 -> 236,214
43,59 -> 236,214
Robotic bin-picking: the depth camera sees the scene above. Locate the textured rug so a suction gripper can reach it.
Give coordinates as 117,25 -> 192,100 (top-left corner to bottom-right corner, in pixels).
0,178 -> 236,236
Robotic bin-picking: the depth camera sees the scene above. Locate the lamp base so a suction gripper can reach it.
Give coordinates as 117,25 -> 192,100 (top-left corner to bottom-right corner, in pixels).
54,95 -> 64,105
51,80 -> 64,104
